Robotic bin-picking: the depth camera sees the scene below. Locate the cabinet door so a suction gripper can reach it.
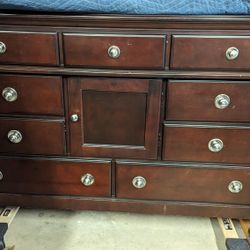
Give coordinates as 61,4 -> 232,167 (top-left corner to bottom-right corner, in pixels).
68,78 -> 162,159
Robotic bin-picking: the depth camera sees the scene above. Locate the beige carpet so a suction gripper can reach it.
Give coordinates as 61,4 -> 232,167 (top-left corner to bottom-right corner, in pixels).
5,209 -> 218,250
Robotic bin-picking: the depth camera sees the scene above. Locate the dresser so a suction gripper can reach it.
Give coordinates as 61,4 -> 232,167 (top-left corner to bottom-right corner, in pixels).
0,13 -> 250,218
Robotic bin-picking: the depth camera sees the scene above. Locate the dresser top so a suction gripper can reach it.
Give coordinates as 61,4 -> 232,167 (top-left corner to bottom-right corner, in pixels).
1,13 -> 250,29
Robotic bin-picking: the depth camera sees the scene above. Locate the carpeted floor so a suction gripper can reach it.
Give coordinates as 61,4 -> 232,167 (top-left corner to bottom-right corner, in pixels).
5,209 -> 218,250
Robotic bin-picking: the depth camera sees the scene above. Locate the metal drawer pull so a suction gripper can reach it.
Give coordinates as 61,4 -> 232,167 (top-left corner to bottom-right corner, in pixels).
228,180 -> 243,193
0,41 -> 6,54
2,87 -> 18,102
81,173 -> 95,186
208,138 -> 224,152
214,94 -> 230,109
226,47 -> 239,60
132,176 -> 146,189
108,45 -> 120,59
70,114 -> 79,122
0,171 -> 3,181
8,130 -> 23,144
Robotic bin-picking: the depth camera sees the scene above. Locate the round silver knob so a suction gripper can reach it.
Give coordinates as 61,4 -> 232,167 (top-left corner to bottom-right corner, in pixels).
226,47 -> 239,60
81,173 -> 95,186
228,180 -> 243,193
0,41 -> 6,54
214,94 -> 230,109
2,87 -> 18,102
108,45 -> 120,59
208,138 -> 224,152
70,114 -> 79,122
132,176 -> 147,189
8,130 -> 23,144
0,171 -> 3,181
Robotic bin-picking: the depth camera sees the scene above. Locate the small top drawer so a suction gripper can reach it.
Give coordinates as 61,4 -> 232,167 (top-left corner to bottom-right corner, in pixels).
0,31 -> 59,66
63,34 -> 166,69
166,80 -> 250,122
0,75 -> 63,115
170,35 -> 250,70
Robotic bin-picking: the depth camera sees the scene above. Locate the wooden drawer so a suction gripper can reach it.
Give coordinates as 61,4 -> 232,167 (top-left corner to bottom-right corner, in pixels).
0,118 -> 65,155
0,75 -> 63,115
116,161 -> 250,205
171,35 -> 250,70
163,123 -> 250,164
0,157 -> 111,197
0,31 -> 59,66
166,80 -> 250,122
63,34 -> 166,69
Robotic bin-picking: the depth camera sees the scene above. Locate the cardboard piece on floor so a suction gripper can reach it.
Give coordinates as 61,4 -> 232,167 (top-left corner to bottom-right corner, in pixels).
0,207 -> 19,225
0,207 -> 19,250
217,218 -> 239,239
240,220 -> 250,244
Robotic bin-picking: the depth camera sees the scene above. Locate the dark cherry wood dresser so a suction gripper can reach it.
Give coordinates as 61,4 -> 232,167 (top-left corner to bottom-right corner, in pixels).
0,13 -> 250,218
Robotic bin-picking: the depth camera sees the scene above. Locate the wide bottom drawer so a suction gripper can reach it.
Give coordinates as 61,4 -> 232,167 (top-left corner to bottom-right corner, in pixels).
0,157 -> 111,197
116,161 -> 250,205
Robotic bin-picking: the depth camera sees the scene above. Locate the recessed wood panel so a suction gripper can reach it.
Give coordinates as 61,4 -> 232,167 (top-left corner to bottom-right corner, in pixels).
83,90 -> 146,146
116,161 -> 250,205
0,75 -> 63,115
0,31 -> 59,66
68,78 -> 162,159
0,158 -> 111,197
63,34 -> 165,69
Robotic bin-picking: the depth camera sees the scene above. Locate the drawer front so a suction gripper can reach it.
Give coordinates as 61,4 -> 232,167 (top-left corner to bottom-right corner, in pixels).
171,35 -> 250,70
63,34 -> 165,69
116,162 -> 250,204
167,81 -> 250,122
0,31 -> 58,65
0,158 -> 111,197
0,75 -> 63,115
163,124 -> 250,164
0,118 -> 65,155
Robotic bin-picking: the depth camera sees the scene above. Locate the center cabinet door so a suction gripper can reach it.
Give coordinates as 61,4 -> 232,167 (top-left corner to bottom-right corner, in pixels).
68,78 -> 162,159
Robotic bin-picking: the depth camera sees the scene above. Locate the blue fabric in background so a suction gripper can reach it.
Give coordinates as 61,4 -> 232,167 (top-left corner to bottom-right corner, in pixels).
0,0 -> 250,15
